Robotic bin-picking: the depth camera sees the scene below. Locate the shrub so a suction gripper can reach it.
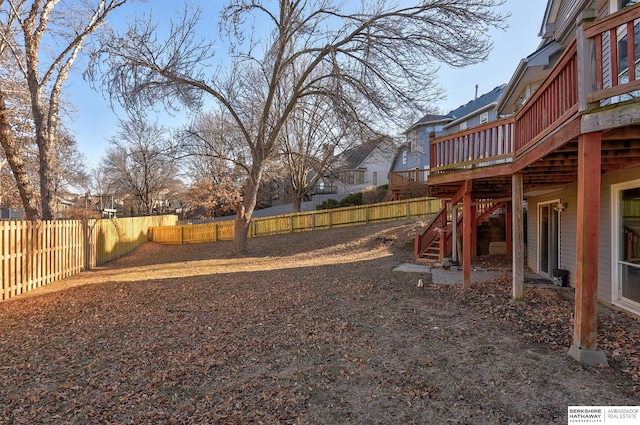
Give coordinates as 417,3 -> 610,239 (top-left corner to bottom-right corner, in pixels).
316,193 -> 364,210
316,198 -> 340,210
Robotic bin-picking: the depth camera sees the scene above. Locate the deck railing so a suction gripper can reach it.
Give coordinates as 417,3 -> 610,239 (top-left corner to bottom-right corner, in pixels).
429,117 -> 515,174
389,5 -> 640,184
514,41 -> 578,152
586,4 -> 640,104
388,169 -> 429,187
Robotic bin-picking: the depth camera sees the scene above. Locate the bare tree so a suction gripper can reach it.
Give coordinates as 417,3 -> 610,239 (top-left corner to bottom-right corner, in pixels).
277,93 -> 357,212
89,0 -> 506,254
52,131 -> 90,196
100,115 -> 182,216
0,0 -> 131,219
0,6 -> 39,218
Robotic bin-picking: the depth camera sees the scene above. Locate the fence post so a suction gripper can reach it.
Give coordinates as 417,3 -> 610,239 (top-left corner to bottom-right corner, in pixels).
407,200 -> 411,219
366,205 -> 370,223
290,215 -> 294,233
311,213 -> 316,230
2,222 -> 9,300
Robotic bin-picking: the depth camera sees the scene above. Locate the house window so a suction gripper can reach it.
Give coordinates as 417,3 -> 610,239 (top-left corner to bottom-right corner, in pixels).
621,0 -> 640,8
612,180 -> 640,314
479,112 -> 489,124
372,171 -> 378,186
459,122 -> 467,131
339,170 -> 365,185
617,24 -> 640,90
402,151 -> 407,165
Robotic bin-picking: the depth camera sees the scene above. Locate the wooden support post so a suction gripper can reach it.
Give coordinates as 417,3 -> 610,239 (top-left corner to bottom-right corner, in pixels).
577,10 -> 598,112
569,132 -> 608,365
452,205 -> 458,263
512,174 -> 525,302
471,204 -> 478,260
463,180 -> 472,290
506,201 -> 512,255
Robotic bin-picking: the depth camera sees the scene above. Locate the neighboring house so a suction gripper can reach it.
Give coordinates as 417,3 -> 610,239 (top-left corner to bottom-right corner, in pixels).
440,84 -> 506,135
54,196 -> 74,218
0,208 -> 25,220
388,85 -> 506,199
412,0 -> 640,365
327,137 -> 396,195
396,113 -> 451,171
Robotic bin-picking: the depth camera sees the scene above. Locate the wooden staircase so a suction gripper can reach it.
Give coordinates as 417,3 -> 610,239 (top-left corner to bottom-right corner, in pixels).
418,233 -> 447,263
414,197 -> 506,264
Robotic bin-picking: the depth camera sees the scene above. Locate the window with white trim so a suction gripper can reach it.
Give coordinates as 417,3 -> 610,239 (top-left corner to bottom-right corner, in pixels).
459,122 -> 467,131
612,180 -> 640,315
479,112 -> 489,124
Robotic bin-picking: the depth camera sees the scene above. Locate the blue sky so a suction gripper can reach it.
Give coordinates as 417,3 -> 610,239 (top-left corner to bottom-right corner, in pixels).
67,0 -> 548,168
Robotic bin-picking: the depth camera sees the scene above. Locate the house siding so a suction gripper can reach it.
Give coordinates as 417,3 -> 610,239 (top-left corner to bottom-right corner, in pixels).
442,108 -> 499,136
526,166 -> 640,308
361,145 -> 393,188
336,142 -> 395,194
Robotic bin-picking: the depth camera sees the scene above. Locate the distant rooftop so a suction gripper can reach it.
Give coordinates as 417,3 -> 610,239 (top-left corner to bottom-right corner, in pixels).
446,84 -> 507,121
408,84 -> 507,132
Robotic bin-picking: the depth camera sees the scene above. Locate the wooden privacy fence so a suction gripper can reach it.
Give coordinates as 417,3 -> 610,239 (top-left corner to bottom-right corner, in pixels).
1,215 -> 177,301
150,197 -> 441,244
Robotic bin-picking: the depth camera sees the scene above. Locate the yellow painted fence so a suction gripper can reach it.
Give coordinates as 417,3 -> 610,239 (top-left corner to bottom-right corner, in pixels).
1,215 -> 177,301
150,197 -> 441,244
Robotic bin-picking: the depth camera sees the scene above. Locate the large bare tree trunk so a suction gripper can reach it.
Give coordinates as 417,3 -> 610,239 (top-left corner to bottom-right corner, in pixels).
292,197 -> 302,213
39,136 -> 56,219
233,165 -> 263,255
0,91 -> 40,220
233,204 -> 250,255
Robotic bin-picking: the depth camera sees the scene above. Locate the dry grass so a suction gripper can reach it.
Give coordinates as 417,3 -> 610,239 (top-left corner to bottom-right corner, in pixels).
1,220 -> 638,424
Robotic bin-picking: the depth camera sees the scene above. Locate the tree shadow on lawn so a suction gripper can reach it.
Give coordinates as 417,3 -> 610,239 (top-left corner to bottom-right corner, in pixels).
1,256 -> 636,424
104,220 -> 420,270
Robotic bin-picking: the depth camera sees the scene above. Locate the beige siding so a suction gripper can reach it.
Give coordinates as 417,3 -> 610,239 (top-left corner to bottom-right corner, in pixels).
525,166 -> 640,309
527,187 -> 578,285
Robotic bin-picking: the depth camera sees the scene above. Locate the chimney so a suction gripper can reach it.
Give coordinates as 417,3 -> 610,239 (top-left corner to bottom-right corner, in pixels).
475,84 -> 479,99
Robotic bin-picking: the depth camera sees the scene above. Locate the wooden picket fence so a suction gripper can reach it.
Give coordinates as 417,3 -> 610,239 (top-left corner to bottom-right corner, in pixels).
1,215 -> 177,301
150,197 -> 440,244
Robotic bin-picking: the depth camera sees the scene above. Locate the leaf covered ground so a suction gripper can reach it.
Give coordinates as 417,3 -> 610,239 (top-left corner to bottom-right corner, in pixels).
1,220 -> 638,424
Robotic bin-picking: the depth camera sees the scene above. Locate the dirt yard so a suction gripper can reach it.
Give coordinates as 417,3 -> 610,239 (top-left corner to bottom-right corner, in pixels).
1,220 -> 638,424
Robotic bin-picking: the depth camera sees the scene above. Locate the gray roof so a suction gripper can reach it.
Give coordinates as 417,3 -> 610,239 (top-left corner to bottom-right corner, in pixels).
338,143 -> 377,169
405,113 -> 452,134
446,84 -> 506,121
408,85 -> 506,132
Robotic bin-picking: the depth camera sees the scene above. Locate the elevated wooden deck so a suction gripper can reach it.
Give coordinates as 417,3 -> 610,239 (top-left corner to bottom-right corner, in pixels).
394,5 -> 640,364
390,5 -> 640,200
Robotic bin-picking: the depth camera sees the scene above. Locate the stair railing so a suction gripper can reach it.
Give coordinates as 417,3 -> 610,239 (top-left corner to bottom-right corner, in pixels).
415,198 -> 509,261
414,200 -> 449,259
